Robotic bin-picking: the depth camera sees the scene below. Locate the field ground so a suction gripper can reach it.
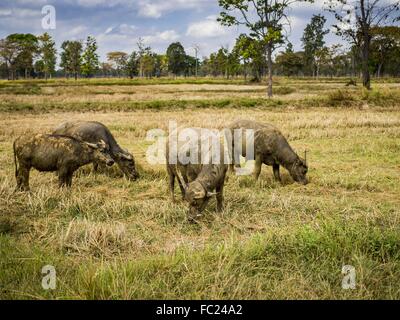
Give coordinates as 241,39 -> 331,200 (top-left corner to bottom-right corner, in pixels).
0,77 -> 400,299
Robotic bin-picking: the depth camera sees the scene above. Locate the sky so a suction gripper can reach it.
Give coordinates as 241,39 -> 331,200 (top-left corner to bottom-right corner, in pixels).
0,0 -> 343,62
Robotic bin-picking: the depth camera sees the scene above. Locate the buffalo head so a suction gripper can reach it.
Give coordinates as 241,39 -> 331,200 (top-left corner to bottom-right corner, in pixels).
115,150 -> 139,181
85,140 -> 114,167
289,156 -> 308,185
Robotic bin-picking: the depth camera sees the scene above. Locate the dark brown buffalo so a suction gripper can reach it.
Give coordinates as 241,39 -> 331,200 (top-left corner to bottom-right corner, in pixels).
53,121 -> 139,181
166,128 -> 228,222
13,133 -> 114,191
228,119 -> 308,185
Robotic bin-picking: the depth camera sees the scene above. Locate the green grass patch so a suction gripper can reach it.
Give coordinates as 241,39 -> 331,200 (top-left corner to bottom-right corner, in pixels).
1,217 -> 400,299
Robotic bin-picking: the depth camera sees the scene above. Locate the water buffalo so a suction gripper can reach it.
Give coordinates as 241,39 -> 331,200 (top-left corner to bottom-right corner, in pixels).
13,133 -> 114,191
166,127 -> 228,222
53,121 -> 139,181
228,119 -> 308,185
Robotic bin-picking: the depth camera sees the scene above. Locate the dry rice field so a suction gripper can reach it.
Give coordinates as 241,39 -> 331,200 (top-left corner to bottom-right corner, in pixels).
0,78 -> 400,299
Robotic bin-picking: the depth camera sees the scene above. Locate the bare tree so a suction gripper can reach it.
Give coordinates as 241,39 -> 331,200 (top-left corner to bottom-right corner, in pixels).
326,0 -> 400,89
192,44 -> 200,78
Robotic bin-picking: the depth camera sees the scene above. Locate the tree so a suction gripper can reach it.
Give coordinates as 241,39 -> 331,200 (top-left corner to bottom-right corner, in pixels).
141,53 -> 156,78
126,51 -> 140,79
313,44 -> 350,77
166,42 -> 187,77
107,51 -> 128,77
218,0 -> 312,97
370,26 -> 400,77
216,47 -> 230,78
0,38 -> 22,80
184,54 -> 199,77
326,0 -> 400,89
60,40 -> 83,80
233,34 -> 266,81
7,33 -> 38,79
275,45 -> 305,76
81,36 -> 100,78
137,38 -> 154,77
301,14 -> 329,77
36,33 -> 57,80
100,62 -> 113,77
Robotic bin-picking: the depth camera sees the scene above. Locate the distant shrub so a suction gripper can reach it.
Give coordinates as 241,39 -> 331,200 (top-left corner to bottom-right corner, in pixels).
327,89 -> 355,106
345,79 -> 357,86
0,84 -> 41,95
273,86 -> 296,95
361,88 -> 400,106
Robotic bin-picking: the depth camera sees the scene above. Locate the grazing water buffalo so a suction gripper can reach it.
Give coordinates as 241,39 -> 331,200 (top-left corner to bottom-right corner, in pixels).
13,134 -> 114,191
166,128 -> 228,222
228,119 -> 308,185
53,121 -> 139,181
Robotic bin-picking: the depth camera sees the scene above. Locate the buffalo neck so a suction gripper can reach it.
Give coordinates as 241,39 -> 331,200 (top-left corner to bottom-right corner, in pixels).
196,164 -> 221,192
276,144 -> 299,171
79,145 -> 94,165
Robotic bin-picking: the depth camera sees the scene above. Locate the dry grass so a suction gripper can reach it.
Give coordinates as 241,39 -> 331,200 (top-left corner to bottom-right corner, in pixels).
0,78 -> 400,299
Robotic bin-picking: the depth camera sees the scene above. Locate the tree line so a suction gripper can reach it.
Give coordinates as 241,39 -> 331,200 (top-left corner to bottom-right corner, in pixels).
0,0 -> 399,94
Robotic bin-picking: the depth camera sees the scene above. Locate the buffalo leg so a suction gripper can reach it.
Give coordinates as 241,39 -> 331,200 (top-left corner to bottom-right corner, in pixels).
58,168 -> 71,188
176,167 -> 187,199
16,165 -> 30,191
167,166 -> 176,202
93,161 -> 99,173
253,154 -> 262,181
66,172 -> 74,187
216,183 -> 224,212
273,164 -> 281,182
177,178 -> 186,200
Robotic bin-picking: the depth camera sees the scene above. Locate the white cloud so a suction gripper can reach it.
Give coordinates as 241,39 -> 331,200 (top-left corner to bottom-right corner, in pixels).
287,15 -> 306,32
137,0 -> 212,19
105,24 -> 137,35
77,0 -> 108,6
186,16 -> 228,38
66,25 -> 88,39
0,9 -> 12,16
74,0 -> 129,7
14,8 -> 41,18
138,3 -> 163,18
142,30 -> 180,44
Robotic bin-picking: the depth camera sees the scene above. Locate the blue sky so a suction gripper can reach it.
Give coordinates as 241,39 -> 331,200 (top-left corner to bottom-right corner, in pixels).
0,0 -> 342,61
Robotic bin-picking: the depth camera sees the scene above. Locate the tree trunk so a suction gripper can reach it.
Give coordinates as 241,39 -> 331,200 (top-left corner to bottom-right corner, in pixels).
266,45 -> 273,98
377,63 -> 383,78
312,58 -> 316,78
6,63 -> 10,80
361,40 -> 371,90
